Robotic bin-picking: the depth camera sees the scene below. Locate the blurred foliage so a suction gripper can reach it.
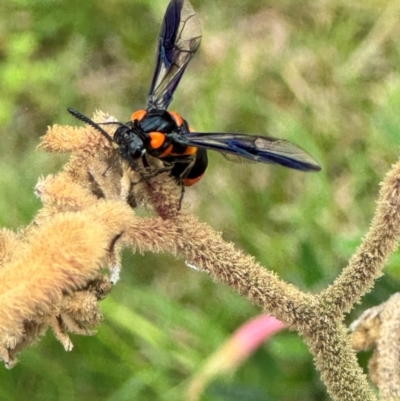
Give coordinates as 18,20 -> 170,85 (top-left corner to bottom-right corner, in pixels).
1,0 -> 400,399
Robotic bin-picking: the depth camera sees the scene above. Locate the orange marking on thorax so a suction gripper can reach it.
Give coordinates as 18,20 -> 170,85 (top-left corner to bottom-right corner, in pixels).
131,109 -> 147,121
149,132 -> 166,149
169,111 -> 184,127
159,144 -> 174,158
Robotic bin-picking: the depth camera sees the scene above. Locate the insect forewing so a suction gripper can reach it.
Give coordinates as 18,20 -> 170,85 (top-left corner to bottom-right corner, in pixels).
147,0 -> 202,110
182,132 -> 322,172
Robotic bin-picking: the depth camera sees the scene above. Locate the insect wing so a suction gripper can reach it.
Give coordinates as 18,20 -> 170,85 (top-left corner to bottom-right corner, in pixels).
147,0 -> 202,110
183,133 -> 322,172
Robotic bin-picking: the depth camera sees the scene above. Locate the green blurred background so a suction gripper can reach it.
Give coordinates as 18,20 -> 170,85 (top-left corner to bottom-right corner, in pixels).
1,0 -> 400,399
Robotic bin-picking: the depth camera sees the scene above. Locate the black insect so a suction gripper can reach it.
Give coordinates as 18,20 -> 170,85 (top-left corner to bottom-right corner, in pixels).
69,0 -> 320,189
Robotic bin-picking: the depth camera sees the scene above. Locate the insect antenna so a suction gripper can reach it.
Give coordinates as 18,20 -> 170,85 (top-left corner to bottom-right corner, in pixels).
67,108 -> 115,143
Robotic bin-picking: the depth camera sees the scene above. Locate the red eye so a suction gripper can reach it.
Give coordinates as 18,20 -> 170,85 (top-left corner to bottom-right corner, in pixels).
149,132 -> 166,149
131,109 -> 147,122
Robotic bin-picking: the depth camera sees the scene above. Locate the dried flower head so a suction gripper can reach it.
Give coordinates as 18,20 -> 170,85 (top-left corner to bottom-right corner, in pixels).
351,293 -> 400,397
1,110 -> 400,401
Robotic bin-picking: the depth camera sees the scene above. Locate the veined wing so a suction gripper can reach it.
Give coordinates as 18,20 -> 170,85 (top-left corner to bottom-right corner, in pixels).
147,0 -> 201,110
181,132 -> 322,172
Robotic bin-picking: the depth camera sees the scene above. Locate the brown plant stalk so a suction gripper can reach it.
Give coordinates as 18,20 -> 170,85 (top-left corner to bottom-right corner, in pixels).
1,110 -> 399,400
351,292 -> 400,400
